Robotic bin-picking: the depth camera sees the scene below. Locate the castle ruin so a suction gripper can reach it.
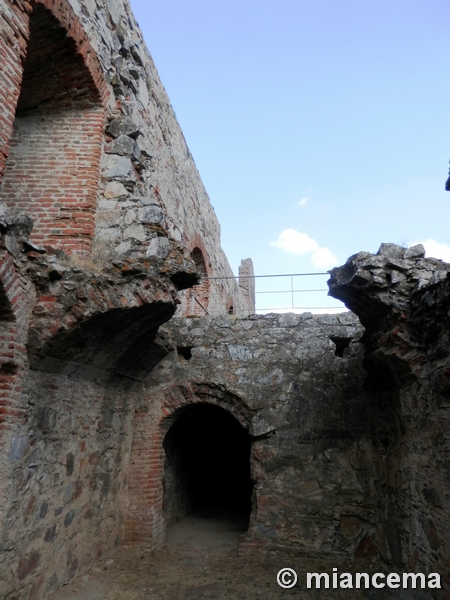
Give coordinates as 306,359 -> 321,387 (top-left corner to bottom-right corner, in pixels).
0,1 -> 449,598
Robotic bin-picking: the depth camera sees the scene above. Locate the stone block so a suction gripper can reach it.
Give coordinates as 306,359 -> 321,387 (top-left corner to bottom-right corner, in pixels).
123,224 -> 146,241
105,135 -> 140,161
18,552 -> 40,581
104,181 -> 128,198
139,77 -> 149,108
115,241 -> 132,254
64,510 -> 75,528
377,243 -> 406,259
10,436 -> 29,461
250,414 -> 276,436
340,516 -> 363,536
108,116 -> 140,139
97,227 -> 121,242
44,524 -> 57,542
227,345 -> 253,361
405,243 -> 425,259
138,205 -> 165,225
146,236 -> 170,259
105,157 -> 133,179
124,209 -> 136,225
98,199 -> 118,210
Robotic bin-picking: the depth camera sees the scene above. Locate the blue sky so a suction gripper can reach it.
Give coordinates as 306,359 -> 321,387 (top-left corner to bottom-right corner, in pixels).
128,0 -> 450,312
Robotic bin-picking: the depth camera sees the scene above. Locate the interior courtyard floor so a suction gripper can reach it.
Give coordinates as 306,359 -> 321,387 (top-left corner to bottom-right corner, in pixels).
47,511 -> 404,600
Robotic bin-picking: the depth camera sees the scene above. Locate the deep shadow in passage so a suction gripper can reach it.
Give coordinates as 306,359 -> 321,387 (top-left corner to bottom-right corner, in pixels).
163,404 -> 253,534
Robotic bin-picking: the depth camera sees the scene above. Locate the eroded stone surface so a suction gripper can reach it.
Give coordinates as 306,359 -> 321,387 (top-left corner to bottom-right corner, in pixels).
329,243 -> 450,596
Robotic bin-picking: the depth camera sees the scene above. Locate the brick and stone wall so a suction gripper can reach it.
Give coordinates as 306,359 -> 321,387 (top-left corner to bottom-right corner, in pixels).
2,372 -> 135,599
0,233 -> 193,598
2,0 -> 448,598
0,0 -> 254,315
0,0 -> 256,593
131,312 -> 377,559
0,0 -> 109,254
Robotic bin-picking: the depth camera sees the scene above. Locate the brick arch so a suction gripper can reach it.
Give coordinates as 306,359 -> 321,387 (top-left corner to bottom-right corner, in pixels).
30,0 -> 109,106
126,382 -> 254,549
186,245 -> 211,315
0,0 -> 109,254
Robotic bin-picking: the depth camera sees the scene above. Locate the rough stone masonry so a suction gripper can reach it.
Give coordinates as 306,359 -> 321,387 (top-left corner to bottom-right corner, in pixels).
0,0 -> 449,599
329,242 -> 450,596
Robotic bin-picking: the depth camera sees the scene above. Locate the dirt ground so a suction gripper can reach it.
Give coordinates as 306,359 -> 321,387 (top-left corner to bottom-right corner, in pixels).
48,511 -> 395,600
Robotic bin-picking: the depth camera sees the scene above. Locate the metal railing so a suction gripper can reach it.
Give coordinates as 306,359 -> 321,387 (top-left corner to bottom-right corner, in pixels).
182,272 -> 345,315
252,273 -> 342,312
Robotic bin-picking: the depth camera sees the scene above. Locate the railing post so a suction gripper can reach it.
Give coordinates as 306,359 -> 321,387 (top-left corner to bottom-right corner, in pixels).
291,275 -> 294,309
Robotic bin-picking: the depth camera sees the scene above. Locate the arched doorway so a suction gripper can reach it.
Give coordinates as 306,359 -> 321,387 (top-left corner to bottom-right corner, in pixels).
126,384 -> 255,550
162,404 -> 253,529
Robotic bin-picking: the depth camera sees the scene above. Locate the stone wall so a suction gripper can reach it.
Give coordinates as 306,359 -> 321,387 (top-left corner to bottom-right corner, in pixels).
2,372 -> 135,599
133,312 -> 377,558
67,0 -> 253,315
329,243 -> 450,598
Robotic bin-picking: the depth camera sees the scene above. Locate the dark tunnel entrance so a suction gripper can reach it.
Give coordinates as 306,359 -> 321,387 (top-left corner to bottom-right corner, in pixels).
162,404 -> 253,536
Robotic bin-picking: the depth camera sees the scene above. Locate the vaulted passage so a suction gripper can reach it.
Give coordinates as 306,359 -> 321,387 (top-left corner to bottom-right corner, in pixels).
163,404 -> 253,529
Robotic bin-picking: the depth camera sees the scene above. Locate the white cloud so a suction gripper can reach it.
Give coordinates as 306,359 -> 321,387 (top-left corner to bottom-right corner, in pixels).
298,197 -> 309,207
420,239 -> 450,263
311,247 -> 338,268
270,229 -> 318,255
270,228 -> 339,268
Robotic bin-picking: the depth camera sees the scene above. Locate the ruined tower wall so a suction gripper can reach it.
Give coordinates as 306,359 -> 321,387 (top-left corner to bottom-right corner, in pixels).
0,244 -> 186,599
329,243 -> 450,596
0,0 -> 253,315
66,0 -> 253,315
0,0 -> 257,595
